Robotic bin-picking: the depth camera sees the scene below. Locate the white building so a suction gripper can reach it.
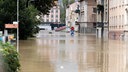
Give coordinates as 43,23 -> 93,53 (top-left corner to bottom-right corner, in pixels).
78,0 -> 88,30
41,1 -> 60,24
66,2 -> 80,31
109,0 -> 128,39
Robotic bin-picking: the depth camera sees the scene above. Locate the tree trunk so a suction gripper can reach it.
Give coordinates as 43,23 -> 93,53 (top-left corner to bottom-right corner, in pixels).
26,0 -> 29,7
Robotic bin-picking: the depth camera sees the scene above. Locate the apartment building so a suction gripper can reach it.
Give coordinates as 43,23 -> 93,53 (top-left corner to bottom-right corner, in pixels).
78,0 -> 97,33
124,0 -> 128,39
108,0 -> 128,39
66,2 -> 80,31
41,1 -> 60,24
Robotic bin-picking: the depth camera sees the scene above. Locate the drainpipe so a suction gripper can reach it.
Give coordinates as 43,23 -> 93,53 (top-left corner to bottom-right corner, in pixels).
101,0 -> 104,38
108,0 -> 109,38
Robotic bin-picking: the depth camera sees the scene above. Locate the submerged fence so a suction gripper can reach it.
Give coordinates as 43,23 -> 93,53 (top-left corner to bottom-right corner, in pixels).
78,22 -> 96,34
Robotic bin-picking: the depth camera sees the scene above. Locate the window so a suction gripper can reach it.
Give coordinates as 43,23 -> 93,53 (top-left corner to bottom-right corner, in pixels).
119,15 -> 121,25
93,23 -> 96,28
56,10 -> 58,13
51,15 -> 53,18
47,15 -> 49,18
51,10 -> 53,13
56,15 -> 58,18
105,12 -> 107,21
51,19 -> 53,22
42,19 -> 44,22
93,8 -> 97,13
56,19 -> 58,22
47,19 -> 49,22
122,15 -> 124,24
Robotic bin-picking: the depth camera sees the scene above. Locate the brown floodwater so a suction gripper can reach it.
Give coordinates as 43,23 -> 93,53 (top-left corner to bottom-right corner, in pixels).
19,30 -> 128,72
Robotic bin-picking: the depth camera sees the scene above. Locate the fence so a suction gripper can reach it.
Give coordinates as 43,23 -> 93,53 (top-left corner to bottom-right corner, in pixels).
78,22 -> 96,34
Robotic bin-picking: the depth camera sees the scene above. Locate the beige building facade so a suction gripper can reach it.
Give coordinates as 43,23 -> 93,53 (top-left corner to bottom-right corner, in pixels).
41,1 -> 60,24
66,2 -> 80,31
78,0 -> 97,33
109,0 -> 128,39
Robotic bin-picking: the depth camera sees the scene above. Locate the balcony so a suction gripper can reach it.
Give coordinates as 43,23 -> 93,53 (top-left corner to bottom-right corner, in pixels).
75,9 -> 80,13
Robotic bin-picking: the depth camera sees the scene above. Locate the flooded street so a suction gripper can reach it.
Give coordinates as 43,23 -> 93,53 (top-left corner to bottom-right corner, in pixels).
19,30 -> 128,72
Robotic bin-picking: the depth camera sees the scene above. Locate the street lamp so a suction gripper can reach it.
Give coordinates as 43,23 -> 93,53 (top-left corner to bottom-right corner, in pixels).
17,0 -> 19,52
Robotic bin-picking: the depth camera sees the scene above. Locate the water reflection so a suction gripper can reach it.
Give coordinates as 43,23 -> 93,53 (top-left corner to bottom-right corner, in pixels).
20,31 -> 127,72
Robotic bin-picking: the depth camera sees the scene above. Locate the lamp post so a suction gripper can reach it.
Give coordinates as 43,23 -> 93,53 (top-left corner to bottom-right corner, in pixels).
17,0 -> 19,52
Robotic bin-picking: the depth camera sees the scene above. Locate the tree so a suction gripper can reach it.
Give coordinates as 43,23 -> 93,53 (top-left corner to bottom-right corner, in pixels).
19,0 -> 55,39
0,0 -> 17,31
27,0 -> 55,15
19,5 -> 40,39
0,0 -> 54,40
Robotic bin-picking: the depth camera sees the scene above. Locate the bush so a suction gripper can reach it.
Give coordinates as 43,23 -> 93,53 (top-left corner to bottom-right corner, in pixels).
0,42 -> 20,72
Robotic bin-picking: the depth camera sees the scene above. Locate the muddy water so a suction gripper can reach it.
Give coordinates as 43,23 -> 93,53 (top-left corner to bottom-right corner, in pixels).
19,31 -> 127,72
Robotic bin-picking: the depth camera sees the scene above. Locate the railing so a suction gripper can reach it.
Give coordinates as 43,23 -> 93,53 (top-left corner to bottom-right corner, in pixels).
78,22 -> 96,33
80,27 -> 96,33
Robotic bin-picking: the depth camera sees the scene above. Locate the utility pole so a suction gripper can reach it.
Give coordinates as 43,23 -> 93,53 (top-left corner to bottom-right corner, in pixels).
17,0 -> 19,52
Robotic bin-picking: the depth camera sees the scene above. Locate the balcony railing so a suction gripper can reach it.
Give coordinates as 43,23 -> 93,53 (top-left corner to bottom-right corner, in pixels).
75,9 -> 80,13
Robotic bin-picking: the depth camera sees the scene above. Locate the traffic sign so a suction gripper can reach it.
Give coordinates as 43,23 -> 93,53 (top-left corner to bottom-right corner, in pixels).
5,24 -> 18,28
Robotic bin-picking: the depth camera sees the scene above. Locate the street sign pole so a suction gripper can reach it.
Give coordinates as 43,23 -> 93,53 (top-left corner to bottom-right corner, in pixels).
17,0 -> 19,52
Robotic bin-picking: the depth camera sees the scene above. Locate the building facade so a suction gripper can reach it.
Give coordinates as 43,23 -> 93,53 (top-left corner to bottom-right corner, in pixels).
78,0 -> 97,33
66,2 -> 80,31
109,0 -> 128,39
78,0 -> 88,33
96,0 -> 110,38
41,1 -> 60,24
124,0 -> 128,39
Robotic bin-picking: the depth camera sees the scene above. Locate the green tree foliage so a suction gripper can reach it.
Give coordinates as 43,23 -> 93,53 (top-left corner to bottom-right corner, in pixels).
0,0 -> 54,39
0,0 -> 17,31
29,0 -> 55,15
0,42 -> 20,72
62,0 -> 68,6
20,0 -> 55,39
19,0 -> 40,39
62,0 -> 74,5
69,0 -> 75,4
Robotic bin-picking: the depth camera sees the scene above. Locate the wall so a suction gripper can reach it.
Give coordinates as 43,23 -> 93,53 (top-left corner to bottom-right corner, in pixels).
109,0 -> 126,38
